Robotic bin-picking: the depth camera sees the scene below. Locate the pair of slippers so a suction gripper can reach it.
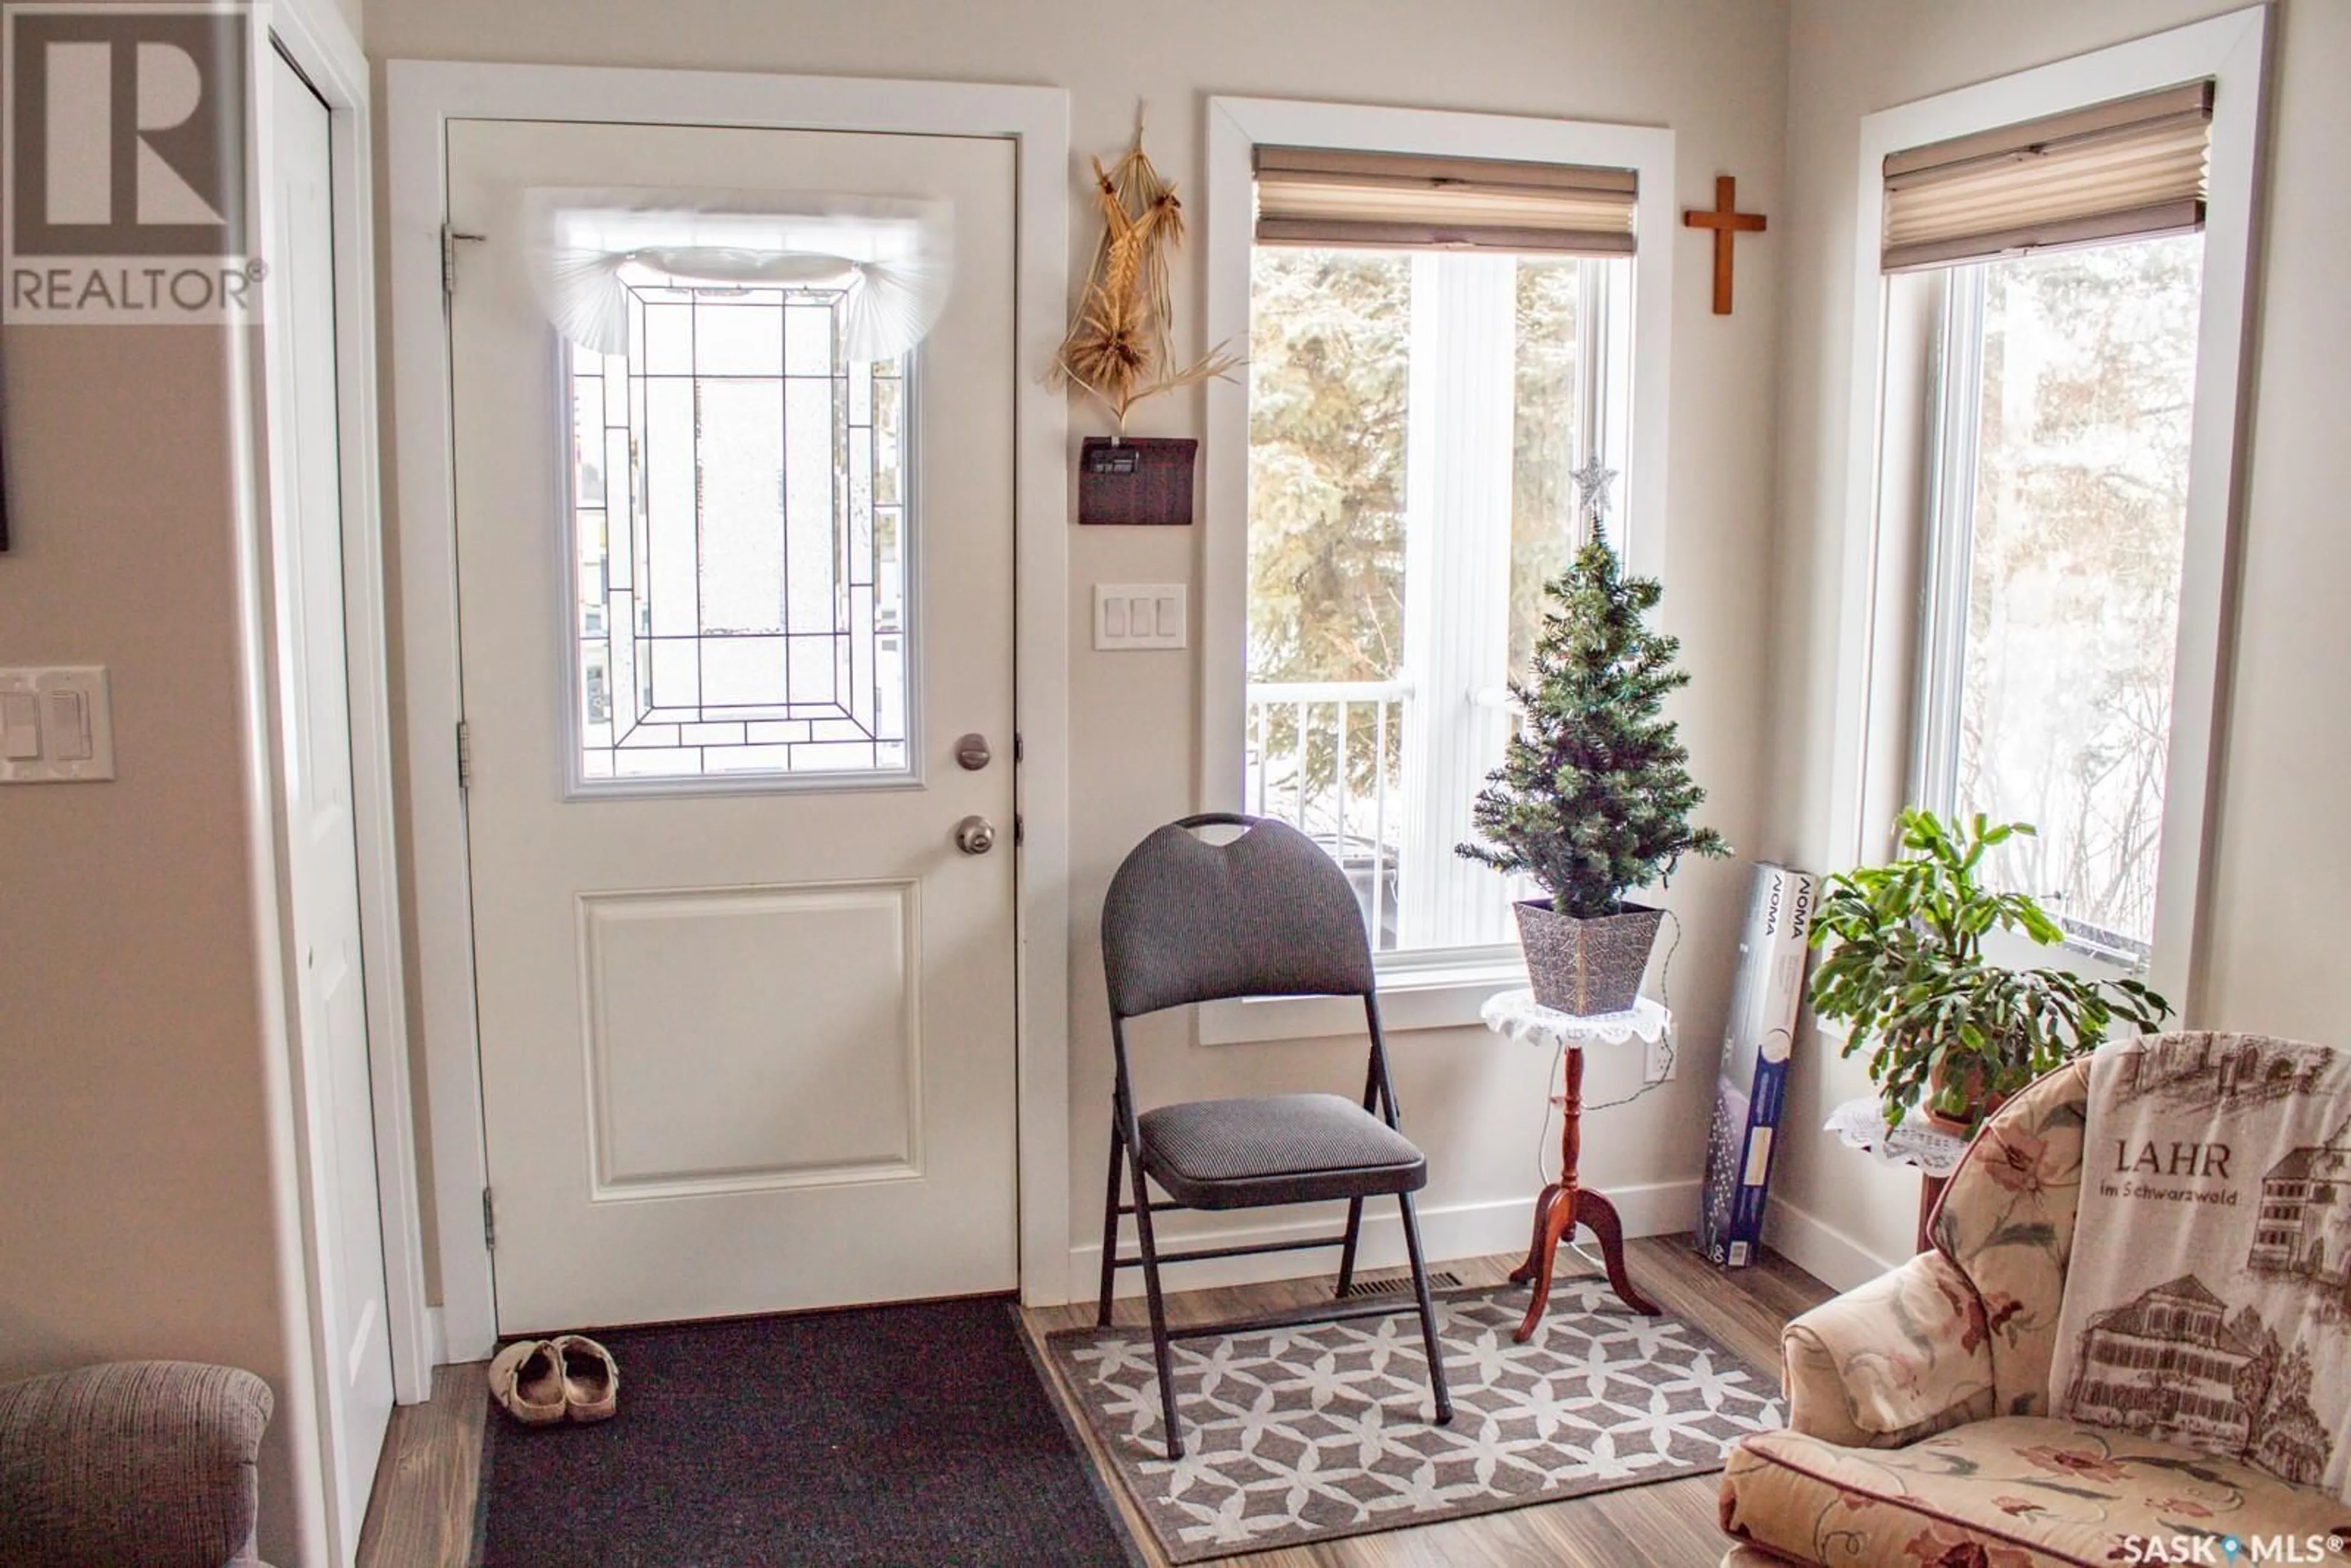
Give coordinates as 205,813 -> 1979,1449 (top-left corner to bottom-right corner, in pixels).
489,1335 -> 618,1425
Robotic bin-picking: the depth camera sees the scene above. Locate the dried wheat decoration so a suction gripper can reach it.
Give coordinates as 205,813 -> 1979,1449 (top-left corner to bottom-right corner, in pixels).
1049,115 -> 1240,433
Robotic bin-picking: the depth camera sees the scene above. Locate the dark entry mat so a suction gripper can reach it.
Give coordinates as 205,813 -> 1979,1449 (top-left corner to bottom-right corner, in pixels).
476,1296 -> 1134,1567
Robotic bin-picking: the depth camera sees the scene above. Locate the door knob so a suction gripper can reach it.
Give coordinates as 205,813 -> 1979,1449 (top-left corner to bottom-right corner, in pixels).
955,733 -> 992,771
954,815 -> 997,855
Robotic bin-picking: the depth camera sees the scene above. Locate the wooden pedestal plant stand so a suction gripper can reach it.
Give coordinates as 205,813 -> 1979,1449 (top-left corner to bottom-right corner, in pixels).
1457,541 -> 1726,1340
1482,992 -> 1675,1340
1509,1027 -> 1661,1340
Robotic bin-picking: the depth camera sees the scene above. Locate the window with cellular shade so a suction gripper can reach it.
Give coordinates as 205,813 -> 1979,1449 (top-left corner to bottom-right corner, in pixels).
1881,80 -> 2213,272
1252,146 -> 1638,255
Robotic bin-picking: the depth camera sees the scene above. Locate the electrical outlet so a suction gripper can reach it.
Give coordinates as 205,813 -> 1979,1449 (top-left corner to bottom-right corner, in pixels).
1643,1032 -> 1676,1084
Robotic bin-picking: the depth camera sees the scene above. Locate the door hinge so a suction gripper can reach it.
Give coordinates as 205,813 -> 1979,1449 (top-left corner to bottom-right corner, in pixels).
1013,813 -> 1025,849
1013,732 -> 1025,763
441,225 -> 485,300
481,1187 -> 496,1252
456,719 -> 473,790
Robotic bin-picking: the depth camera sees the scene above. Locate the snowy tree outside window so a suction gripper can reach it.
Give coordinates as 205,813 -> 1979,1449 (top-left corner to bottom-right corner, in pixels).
1918,233 -> 2205,959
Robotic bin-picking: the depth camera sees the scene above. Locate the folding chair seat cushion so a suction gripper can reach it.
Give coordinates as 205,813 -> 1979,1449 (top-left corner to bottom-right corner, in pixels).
1138,1092 -> 1428,1210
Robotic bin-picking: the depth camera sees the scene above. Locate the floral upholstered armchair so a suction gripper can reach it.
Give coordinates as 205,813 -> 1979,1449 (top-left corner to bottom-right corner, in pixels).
1718,1061 -> 2351,1567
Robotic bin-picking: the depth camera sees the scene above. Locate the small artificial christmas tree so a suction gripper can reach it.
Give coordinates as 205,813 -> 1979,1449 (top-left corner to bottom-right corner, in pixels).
1458,539 -> 1728,1010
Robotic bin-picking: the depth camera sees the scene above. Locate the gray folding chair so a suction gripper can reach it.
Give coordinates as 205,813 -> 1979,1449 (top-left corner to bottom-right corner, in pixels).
1097,812 -> 1454,1459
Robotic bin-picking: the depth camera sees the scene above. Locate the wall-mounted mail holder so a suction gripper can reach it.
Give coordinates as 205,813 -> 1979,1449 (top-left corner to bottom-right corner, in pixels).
1078,437 -> 1196,526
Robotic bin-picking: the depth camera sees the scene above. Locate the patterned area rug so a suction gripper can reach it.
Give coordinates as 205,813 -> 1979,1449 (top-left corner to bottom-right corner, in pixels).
1044,1281 -> 1782,1562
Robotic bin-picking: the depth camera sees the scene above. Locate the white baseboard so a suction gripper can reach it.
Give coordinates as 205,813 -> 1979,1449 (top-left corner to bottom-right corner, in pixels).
1068,1180 -> 1702,1302
414,1187 -> 1710,1337
1760,1198 -> 1903,1294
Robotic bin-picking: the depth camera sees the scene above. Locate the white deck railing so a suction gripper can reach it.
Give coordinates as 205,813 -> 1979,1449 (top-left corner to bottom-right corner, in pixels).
1244,679 -> 1411,950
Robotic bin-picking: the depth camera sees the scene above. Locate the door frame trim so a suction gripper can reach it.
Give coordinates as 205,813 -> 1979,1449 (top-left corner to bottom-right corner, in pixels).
269,0 -> 435,1408
249,0 -> 435,1559
386,61 -> 1073,1360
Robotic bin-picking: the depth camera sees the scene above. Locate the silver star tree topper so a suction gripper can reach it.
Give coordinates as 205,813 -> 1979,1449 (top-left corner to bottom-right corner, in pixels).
1569,451 -> 1618,538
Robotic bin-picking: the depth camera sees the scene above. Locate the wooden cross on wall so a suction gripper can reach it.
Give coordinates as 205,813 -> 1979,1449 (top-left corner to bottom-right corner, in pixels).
1684,176 -> 1766,315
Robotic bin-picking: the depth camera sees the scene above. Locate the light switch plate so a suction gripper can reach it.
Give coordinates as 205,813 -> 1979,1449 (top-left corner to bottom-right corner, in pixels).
0,666 -> 115,782
1093,583 -> 1187,650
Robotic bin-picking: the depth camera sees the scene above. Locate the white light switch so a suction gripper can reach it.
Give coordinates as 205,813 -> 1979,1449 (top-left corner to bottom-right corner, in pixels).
1093,583 -> 1187,650
0,666 -> 116,782
46,689 -> 91,760
1,691 -> 37,760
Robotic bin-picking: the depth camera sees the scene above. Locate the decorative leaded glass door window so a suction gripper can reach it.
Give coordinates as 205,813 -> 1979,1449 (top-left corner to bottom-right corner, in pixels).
569,279 -> 910,787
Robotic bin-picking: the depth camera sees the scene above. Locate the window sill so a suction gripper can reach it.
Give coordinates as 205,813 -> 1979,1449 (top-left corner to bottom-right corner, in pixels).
1197,955 -> 1530,1045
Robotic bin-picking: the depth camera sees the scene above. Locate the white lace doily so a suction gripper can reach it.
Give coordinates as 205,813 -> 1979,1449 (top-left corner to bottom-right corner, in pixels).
1824,1095 -> 1971,1177
1478,990 -> 1671,1049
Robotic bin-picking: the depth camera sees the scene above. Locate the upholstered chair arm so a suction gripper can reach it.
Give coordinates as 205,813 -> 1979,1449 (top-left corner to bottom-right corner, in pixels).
1780,1250 -> 1997,1448
0,1360 -> 274,1568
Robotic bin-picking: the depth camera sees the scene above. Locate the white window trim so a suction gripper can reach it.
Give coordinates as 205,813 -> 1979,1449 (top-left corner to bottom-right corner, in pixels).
1826,7 -> 2270,1016
1909,267 -> 1973,822
1199,97 -> 1675,1038
1198,948 -> 1532,1046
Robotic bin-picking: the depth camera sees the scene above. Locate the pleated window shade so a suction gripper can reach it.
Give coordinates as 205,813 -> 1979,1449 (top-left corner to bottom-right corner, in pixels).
1881,81 -> 2213,272
1253,146 -> 1638,255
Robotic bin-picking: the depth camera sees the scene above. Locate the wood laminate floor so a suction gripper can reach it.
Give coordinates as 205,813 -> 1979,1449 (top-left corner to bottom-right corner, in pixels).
356,1237 -> 1829,1568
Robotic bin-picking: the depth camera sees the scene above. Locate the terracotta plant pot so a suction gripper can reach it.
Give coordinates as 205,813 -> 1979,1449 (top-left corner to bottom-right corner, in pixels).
1923,1106 -> 1980,1139
1513,899 -> 1664,1016
1922,1056 -> 2009,1138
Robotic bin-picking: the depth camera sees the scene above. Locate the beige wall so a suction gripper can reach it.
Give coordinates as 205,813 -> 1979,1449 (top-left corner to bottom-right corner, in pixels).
0,324 -> 302,1556
12,0 -> 2338,1551
0,1 -> 364,1556
1761,0 -> 2351,1281
4,0 -> 2335,1550
362,0 -> 1793,1295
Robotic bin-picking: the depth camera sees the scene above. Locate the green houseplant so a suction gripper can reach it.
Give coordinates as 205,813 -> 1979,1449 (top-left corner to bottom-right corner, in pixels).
1457,540 -> 1729,1015
1808,809 -> 2173,1131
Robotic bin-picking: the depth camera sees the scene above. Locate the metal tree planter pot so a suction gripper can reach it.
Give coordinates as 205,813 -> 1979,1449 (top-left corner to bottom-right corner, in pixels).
1512,900 -> 1664,1016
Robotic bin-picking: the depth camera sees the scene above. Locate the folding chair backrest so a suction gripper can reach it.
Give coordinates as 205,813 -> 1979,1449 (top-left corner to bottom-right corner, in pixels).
1101,814 -> 1375,1021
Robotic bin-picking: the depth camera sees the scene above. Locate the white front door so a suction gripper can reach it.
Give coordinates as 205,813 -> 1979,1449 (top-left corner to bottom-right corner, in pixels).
446,119 -> 1020,1334
264,48 -> 393,1556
